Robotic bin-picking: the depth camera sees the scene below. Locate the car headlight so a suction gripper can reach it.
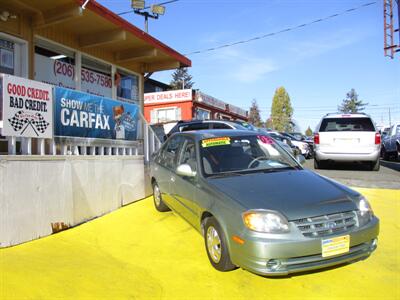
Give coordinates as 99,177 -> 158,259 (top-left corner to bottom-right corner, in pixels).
356,196 -> 373,226
242,210 -> 290,233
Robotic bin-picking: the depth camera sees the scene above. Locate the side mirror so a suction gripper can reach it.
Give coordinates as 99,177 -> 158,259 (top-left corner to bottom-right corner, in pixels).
296,155 -> 306,165
176,164 -> 197,177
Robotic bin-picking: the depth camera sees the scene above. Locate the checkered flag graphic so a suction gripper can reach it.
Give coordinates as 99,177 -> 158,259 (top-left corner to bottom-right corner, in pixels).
31,113 -> 49,134
8,110 -> 28,132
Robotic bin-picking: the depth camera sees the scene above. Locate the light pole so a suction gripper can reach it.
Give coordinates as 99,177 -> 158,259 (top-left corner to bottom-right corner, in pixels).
127,0 -> 168,33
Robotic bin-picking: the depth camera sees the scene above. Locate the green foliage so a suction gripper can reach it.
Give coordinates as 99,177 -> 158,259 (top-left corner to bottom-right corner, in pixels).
270,87 -> 293,132
170,68 -> 194,90
338,89 -> 367,113
248,99 -> 263,127
305,126 -> 313,136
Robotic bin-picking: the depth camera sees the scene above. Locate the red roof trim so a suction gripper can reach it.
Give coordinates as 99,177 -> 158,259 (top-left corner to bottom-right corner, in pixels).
76,0 -> 191,67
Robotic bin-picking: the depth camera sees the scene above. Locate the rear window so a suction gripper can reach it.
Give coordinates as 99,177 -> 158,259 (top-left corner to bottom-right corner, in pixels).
319,118 -> 375,132
180,123 -> 210,132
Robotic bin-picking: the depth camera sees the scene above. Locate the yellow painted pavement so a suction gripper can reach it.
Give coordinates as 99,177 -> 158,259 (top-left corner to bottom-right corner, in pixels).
1,188 -> 399,300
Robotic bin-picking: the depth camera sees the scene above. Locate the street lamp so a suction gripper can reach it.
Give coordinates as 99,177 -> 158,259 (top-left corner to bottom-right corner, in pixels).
130,0 -> 166,33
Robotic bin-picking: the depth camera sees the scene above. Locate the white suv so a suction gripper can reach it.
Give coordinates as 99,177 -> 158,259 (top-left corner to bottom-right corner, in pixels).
314,113 -> 381,171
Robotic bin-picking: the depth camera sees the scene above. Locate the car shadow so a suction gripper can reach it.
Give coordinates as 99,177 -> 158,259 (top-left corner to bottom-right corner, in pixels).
321,161 -> 372,171
380,160 -> 400,172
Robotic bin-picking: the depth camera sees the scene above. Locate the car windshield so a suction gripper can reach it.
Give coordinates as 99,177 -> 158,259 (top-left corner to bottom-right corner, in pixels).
200,135 -> 300,177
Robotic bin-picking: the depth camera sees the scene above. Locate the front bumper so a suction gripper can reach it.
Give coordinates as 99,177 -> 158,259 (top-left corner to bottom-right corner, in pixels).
230,217 -> 379,276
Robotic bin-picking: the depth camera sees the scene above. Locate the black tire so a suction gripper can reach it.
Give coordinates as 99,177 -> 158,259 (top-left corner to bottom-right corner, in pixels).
381,146 -> 389,161
152,181 -> 170,212
203,217 -> 236,272
371,159 -> 380,171
314,158 -> 321,169
397,143 -> 400,161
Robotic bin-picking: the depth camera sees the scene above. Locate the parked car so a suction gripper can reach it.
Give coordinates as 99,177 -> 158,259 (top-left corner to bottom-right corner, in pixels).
166,120 -> 247,140
150,130 -> 379,276
257,129 -> 300,157
314,113 -> 381,171
381,122 -> 400,160
279,132 -> 312,158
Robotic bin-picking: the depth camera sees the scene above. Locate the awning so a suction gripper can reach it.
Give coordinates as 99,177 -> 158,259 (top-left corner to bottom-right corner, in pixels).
7,0 -> 191,73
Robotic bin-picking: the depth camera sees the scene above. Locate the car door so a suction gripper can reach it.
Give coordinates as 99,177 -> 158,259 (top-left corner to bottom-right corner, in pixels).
170,137 -> 201,227
155,135 -> 184,210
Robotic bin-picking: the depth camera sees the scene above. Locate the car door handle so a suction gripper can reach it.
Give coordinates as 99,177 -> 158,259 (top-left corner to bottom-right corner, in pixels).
170,176 -> 175,182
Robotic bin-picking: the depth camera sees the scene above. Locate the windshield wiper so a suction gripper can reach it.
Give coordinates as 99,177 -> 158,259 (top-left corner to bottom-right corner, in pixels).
207,172 -> 245,179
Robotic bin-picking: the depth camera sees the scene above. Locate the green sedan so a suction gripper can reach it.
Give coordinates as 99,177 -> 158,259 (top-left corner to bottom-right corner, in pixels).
150,130 -> 379,276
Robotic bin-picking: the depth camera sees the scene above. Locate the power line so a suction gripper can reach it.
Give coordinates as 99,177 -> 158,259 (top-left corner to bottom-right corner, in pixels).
184,1 -> 377,56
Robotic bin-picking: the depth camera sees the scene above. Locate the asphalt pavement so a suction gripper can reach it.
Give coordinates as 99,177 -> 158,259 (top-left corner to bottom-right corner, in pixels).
304,159 -> 400,189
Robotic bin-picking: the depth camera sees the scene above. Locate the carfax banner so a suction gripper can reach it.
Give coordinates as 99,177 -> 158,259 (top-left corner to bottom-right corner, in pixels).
55,87 -> 139,140
1,74 -> 53,139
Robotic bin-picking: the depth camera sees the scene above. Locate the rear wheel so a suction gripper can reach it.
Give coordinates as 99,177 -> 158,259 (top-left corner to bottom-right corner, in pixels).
152,182 -> 170,212
203,217 -> 236,272
314,158 -> 323,169
371,159 -> 380,171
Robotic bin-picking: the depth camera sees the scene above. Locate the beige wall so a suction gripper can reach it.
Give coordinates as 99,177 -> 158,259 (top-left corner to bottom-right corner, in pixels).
0,156 -> 147,248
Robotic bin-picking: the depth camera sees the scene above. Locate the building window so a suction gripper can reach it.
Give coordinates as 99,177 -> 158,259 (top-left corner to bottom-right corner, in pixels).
0,39 -> 14,75
116,69 -> 139,104
0,34 -> 28,78
81,56 -> 112,98
34,40 -> 76,89
195,108 -> 210,120
151,107 -> 181,124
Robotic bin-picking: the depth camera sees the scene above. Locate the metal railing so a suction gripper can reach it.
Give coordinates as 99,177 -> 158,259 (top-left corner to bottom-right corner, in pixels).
0,113 -> 163,158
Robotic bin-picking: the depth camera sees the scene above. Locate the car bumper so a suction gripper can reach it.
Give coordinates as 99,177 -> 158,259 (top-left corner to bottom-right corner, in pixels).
230,217 -> 379,276
315,149 -> 380,162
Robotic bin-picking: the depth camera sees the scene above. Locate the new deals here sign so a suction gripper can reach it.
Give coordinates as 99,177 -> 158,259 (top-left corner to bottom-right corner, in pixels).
55,87 -> 139,141
1,74 -> 53,139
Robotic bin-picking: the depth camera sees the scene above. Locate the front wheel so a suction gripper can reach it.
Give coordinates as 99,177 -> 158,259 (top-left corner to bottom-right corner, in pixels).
203,217 -> 236,272
152,182 -> 170,212
381,146 -> 389,160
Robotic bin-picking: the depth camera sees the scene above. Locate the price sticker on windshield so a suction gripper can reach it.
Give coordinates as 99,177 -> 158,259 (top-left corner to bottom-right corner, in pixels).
202,137 -> 231,148
257,135 -> 275,144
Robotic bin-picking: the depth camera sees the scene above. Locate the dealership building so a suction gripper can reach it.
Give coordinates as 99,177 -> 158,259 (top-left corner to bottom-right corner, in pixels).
144,89 -> 248,124
0,0 -> 191,247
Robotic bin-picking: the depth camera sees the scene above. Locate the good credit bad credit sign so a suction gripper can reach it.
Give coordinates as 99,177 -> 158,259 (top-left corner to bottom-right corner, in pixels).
1,74 -> 53,138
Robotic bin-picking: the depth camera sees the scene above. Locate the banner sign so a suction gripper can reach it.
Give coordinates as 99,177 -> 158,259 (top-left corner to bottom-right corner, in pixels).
144,89 -> 192,104
35,54 -> 112,98
1,74 -> 53,138
55,87 -> 139,140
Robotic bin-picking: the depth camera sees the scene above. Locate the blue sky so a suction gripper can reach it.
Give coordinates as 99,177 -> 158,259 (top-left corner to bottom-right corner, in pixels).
99,0 -> 400,132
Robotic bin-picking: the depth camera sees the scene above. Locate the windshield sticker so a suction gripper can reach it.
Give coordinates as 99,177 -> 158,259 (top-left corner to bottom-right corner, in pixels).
202,137 -> 231,148
257,135 -> 274,144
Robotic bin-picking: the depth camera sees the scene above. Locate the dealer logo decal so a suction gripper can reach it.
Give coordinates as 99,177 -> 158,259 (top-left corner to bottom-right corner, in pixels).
8,110 -> 50,136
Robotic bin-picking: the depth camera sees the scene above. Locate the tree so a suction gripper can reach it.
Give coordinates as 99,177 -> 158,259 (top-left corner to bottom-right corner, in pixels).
305,126 -> 313,136
270,87 -> 293,132
338,89 -> 367,113
248,99 -> 263,127
170,67 -> 194,90
265,118 -> 273,130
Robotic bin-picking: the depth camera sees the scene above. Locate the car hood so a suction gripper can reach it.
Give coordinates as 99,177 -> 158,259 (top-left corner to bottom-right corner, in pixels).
207,170 -> 358,220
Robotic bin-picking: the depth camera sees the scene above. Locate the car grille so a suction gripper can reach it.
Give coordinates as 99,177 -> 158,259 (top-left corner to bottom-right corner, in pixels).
292,211 -> 357,238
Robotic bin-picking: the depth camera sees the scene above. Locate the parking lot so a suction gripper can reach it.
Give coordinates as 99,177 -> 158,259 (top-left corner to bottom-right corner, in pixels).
1,187 -> 399,299
304,159 -> 400,189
